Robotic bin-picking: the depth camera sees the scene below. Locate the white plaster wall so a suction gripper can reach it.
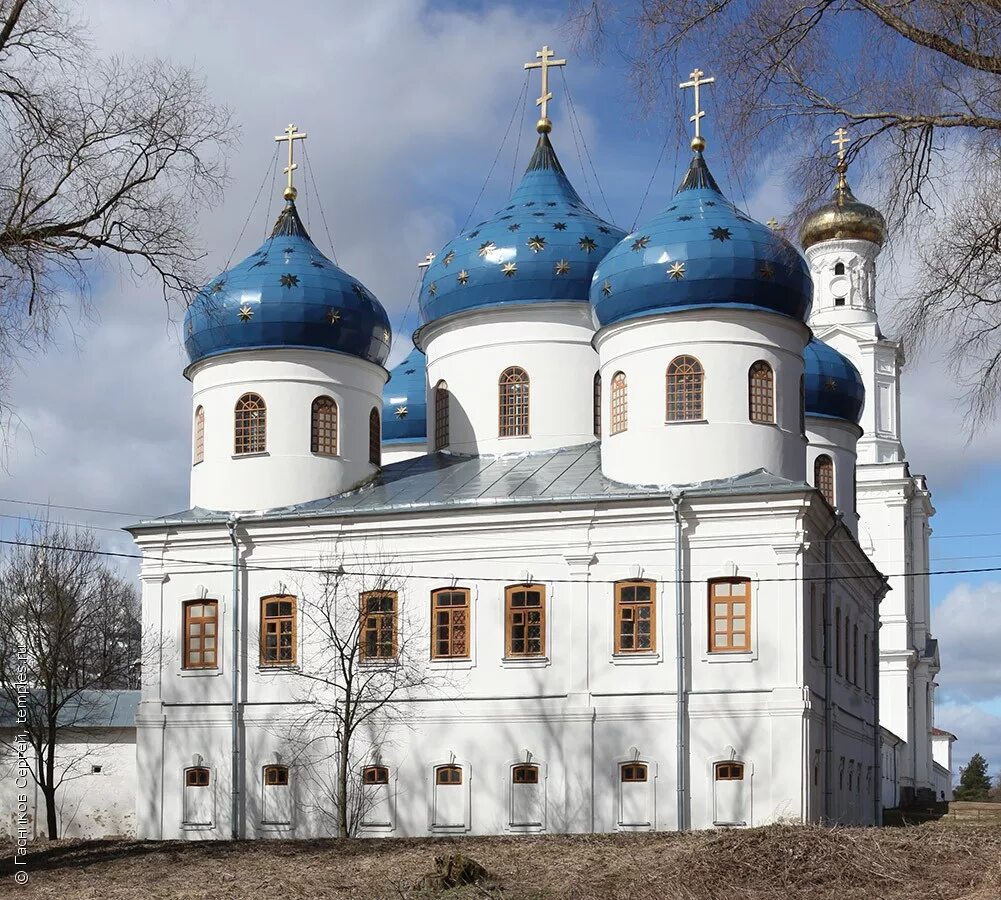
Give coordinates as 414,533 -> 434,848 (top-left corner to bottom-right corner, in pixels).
419,303 -> 598,455
805,238 -> 880,330
806,416 -> 861,535
189,349 -> 387,512
383,441 -> 427,465
595,310 -> 809,487
0,730 -> 136,838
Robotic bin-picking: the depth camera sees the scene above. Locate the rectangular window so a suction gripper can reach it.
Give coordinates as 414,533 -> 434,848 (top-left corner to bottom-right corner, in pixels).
505,585 -> 546,657
615,581 -> 656,653
620,763 -> 648,783
431,588 -> 470,659
363,766 -> 390,785
708,578 -> 751,653
360,591 -> 397,660
183,601 -> 218,669
260,595 -> 296,666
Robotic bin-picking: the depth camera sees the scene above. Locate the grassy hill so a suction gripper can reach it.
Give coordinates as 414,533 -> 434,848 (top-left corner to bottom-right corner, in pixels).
4,820 -> 1000,899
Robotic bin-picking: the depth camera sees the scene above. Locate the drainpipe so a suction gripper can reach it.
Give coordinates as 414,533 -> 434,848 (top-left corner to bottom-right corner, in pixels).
672,493 -> 686,831
873,577 -> 888,825
227,515 -> 241,841
822,511 -> 842,823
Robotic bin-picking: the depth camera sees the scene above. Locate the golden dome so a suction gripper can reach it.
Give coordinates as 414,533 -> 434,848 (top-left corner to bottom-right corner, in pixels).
800,171 -> 886,250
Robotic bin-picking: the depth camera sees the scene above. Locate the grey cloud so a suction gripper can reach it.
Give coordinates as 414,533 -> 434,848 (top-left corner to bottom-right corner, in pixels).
933,582 -> 1001,704
936,702 -> 1001,774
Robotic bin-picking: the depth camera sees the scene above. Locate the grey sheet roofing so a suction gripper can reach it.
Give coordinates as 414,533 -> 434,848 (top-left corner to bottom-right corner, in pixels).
0,690 -> 140,729
129,443 -> 809,530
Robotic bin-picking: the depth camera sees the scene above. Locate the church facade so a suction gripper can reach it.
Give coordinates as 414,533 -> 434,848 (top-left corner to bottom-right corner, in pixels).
128,61 -> 943,839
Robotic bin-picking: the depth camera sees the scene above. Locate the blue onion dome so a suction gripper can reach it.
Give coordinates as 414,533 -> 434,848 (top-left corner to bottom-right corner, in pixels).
382,345 -> 427,444
417,133 -> 626,326
804,337 -> 864,424
590,152 -> 813,327
184,201 -> 391,370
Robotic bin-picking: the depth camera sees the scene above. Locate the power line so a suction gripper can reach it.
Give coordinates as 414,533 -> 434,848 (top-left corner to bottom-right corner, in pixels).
2,535 -> 1000,588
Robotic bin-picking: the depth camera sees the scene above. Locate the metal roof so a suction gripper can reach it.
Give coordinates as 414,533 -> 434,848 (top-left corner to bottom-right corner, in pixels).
0,690 -> 140,729
129,443 -> 810,530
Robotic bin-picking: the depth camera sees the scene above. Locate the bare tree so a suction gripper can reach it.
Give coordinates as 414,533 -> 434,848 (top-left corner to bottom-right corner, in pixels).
572,1 -> 1001,419
0,0 -> 234,414
282,559 -> 444,838
0,521 -> 146,839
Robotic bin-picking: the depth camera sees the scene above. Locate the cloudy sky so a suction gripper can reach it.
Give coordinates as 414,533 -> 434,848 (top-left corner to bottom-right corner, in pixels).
1,0 -> 999,778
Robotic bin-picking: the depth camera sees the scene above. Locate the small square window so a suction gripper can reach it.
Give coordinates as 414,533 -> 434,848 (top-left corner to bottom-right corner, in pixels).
91,765 -> 103,774
834,297 -> 846,306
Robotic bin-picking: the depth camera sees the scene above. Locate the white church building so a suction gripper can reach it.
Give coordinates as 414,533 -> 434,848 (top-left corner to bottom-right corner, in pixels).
127,60 -> 945,839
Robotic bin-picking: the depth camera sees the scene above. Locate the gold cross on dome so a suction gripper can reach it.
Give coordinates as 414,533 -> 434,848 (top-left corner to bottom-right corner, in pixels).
679,67 -> 715,150
524,45 -> 566,133
832,127 -> 850,164
275,123 -> 307,201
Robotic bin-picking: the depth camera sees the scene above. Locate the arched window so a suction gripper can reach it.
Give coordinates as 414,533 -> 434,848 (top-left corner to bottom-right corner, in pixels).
620,762 -> 648,783
714,761 -> 745,781
512,764 -> 539,784
814,454 -> 835,505
434,380 -> 450,451
834,262 -> 845,275
234,393 -> 266,455
748,361 -> 774,424
369,407 -> 381,466
193,406 -> 205,465
185,767 -> 210,787
260,595 -> 296,666
593,371 -> 601,438
363,766 -> 390,785
183,766 -> 213,825
498,366 -> 530,437
310,396 -> 338,455
666,355 -> 704,421
435,765 -> 463,785
263,765 -> 289,786
610,371 -> 627,435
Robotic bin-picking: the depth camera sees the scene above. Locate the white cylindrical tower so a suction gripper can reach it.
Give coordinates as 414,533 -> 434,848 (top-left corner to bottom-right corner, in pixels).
183,201 -> 391,512
414,125 -> 625,456
590,149 -> 813,488
804,336 -> 865,534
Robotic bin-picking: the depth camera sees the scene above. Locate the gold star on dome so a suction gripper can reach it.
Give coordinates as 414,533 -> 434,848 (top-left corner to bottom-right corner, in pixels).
554,259 -> 570,275
767,218 -> 780,229
502,261 -> 517,277
553,222 -> 567,231
238,305 -> 254,321
668,261 -> 686,280
382,329 -> 390,342
457,269 -> 469,285
186,321 -> 193,335
428,281 -> 438,297
210,280 -> 225,294
826,378 -> 838,391
579,236 -> 597,253
280,273 -> 299,288
528,235 -> 546,252
478,240 -> 496,257
601,279 -> 612,296
710,226 -> 732,242
759,262 -> 775,280
326,308 -> 342,324
631,235 -> 650,251
395,406 -> 408,419
441,249 -> 455,267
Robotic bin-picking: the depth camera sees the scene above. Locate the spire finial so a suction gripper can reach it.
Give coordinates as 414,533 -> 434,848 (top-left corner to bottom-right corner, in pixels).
417,251 -> 435,281
679,68 -> 715,152
274,123 -> 307,201
524,44 -> 566,134
832,126 -> 850,194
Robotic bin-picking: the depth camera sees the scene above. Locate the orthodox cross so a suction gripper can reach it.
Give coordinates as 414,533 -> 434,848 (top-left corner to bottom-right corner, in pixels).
275,123 -> 307,201
524,45 -> 566,133
679,68 -> 715,150
832,127 -> 850,164
417,251 -> 436,280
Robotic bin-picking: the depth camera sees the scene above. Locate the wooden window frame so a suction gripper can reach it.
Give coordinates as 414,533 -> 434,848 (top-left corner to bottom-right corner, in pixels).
614,580 -> 656,654
815,454 -> 835,505
593,371 -> 601,438
714,761 -> 745,781
360,591 -> 398,661
610,371 -> 628,435
260,595 -> 297,667
435,765 -> 462,786
234,392 -> 266,455
193,406 -> 205,465
310,395 -> 338,456
708,578 -> 752,653
369,407 -> 381,466
182,600 -> 218,670
431,588 -> 471,660
434,380 -> 450,451
666,355 -> 704,422
748,360 -> 775,424
263,765 -> 289,786
185,767 -> 210,787
498,366 -> 530,437
505,584 -> 546,658
363,765 -> 389,785
512,764 -> 539,785
620,763 -> 648,783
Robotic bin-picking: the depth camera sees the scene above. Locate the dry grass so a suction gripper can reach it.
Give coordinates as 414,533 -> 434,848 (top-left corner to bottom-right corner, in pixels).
3,820 -> 1001,900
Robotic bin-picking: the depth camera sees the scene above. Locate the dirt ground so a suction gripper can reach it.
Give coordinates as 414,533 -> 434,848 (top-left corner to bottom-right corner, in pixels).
3,821 -> 1001,900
